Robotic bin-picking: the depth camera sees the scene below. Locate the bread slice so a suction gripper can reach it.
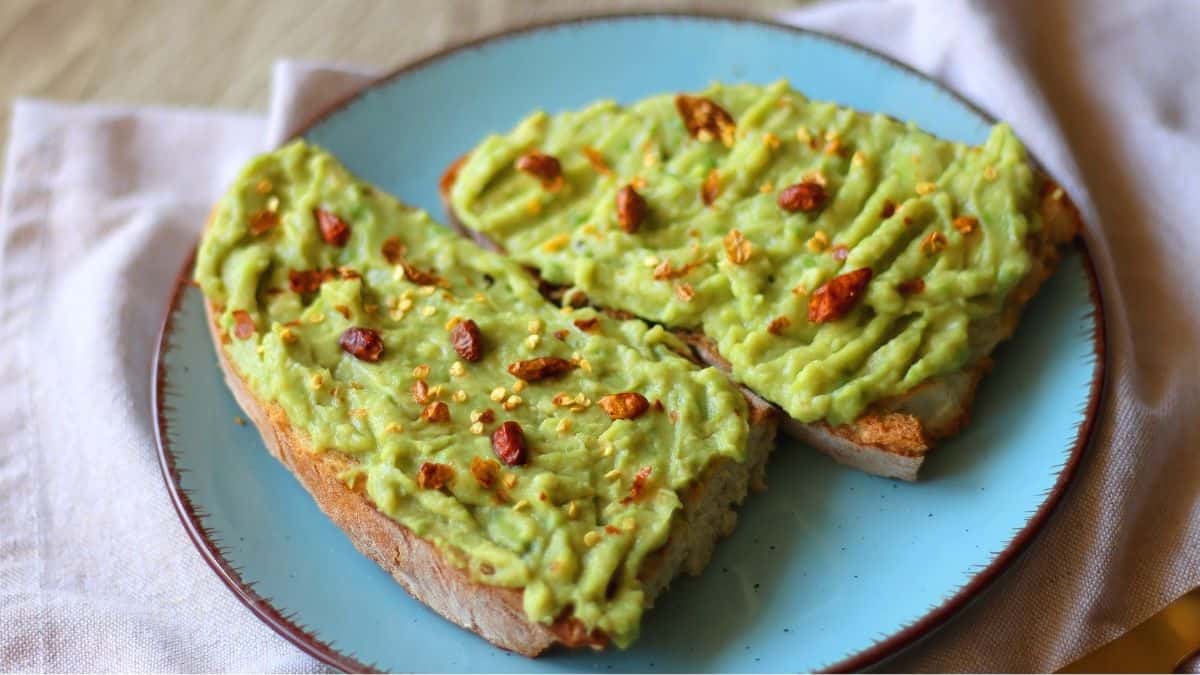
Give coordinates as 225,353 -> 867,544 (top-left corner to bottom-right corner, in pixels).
195,143 -> 779,655
440,140 -> 1081,483
206,305 -> 776,654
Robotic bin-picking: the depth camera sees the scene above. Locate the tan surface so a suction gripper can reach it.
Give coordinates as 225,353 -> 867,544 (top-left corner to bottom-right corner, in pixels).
0,0 -> 805,163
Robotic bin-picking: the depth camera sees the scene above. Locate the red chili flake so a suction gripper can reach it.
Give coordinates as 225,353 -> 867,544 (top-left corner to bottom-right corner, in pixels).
416,462 -> 454,489
288,270 -> 324,293
507,357 -> 576,382
491,421 -> 528,466
515,151 -> 562,188
402,262 -> 440,286
411,379 -> 430,404
598,392 -> 650,420
767,315 -> 791,335
582,146 -> 612,176
701,169 -> 722,207
232,310 -> 255,340
470,457 -> 500,489
248,210 -> 278,236
615,185 -> 647,233
898,278 -> 926,295
381,236 -> 406,264
450,319 -> 484,362
422,401 -> 451,423
338,326 -> 384,362
314,208 -> 350,246
808,268 -> 873,324
621,466 -> 653,504
675,95 -> 736,146
778,181 -> 827,213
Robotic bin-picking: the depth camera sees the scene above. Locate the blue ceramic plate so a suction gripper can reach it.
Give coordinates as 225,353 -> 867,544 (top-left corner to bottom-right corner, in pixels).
154,14 -> 1105,672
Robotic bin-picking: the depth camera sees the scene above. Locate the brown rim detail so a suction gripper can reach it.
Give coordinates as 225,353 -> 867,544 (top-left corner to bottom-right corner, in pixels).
153,11 -> 1110,673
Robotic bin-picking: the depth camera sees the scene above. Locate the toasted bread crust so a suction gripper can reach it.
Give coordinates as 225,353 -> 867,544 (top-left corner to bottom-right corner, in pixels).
206,300 -> 568,655
440,156 -> 1081,481
203,268 -> 777,656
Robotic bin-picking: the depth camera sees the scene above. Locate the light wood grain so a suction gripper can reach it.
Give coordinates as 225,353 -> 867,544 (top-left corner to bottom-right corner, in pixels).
0,0 -> 808,162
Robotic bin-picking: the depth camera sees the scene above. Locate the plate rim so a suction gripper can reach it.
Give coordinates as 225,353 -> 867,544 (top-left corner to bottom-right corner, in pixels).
153,11 -> 1109,673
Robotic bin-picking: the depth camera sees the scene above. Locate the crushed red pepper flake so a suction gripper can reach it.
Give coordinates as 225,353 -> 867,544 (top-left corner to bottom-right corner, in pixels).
411,379 -> 430,404
232,310 -> 255,340
491,421 -> 528,466
470,457 -> 501,489
402,261 -> 441,286
953,215 -> 978,234
622,466 -> 653,504
778,180 -> 827,213
381,236 -> 406,264
615,185 -> 647,233
675,95 -> 736,147
724,229 -> 752,264
808,268 -> 873,324
416,462 -> 454,490
508,357 -> 576,382
288,269 -> 323,293
314,208 -> 350,246
701,168 -> 722,207
450,318 -> 484,362
921,231 -> 948,255
767,315 -> 791,335
248,210 -> 278,236
898,278 -> 926,295
652,256 -> 705,281
422,401 -> 451,423
598,392 -> 650,420
515,151 -> 562,189
582,146 -> 612,176
338,326 -> 384,362
573,317 -> 599,332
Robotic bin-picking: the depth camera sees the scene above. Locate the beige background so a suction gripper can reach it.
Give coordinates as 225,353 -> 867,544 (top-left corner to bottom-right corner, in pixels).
0,0 -> 809,160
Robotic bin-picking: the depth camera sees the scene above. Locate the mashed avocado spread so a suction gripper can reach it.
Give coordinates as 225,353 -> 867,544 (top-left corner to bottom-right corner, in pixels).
194,142 -> 752,646
449,81 -> 1044,425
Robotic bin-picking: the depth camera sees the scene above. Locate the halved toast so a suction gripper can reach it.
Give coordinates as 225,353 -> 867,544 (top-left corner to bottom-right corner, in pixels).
194,143 -> 778,655
440,81 -> 1082,481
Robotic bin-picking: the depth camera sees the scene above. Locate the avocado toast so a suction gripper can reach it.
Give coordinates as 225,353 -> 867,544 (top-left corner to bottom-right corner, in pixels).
442,81 -> 1082,480
194,142 -> 777,655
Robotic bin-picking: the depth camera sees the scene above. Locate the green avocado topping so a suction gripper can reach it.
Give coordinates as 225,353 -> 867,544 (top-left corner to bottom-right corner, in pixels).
194,141 -> 752,647
448,81 -> 1045,425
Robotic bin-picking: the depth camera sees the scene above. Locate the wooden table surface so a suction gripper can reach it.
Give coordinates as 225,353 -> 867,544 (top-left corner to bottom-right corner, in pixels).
0,0 -> 807,159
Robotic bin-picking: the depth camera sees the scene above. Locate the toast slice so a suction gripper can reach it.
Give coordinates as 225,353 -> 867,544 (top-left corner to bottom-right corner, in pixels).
194,142 -> 777,655
441,81 -> 1082,481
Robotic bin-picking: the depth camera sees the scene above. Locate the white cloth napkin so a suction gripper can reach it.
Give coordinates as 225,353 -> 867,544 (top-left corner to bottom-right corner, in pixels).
2,0 -> 1197,671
